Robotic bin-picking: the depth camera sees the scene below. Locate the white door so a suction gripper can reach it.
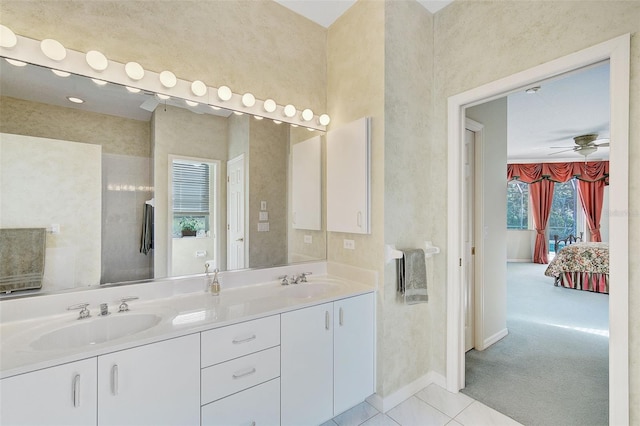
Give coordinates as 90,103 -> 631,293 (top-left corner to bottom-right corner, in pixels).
464,128 -> 476,352
281,303 -> 334,426
0,358 -> 97,426
227,155 -> 245,270
333,294 -> 375,415
97,334 -> 200,426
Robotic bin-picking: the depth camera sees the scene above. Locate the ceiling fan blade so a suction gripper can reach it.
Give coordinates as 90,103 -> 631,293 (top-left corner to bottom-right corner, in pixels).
549,146 -> 574,149
594,142 -> 609,147
548,148 -> 576,155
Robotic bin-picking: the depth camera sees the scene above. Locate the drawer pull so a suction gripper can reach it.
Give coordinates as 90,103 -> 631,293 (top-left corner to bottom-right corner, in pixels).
339,307 -> 344,326
232,367 -> 257,379
325,311 -> 330,330
72,374 -> 80,407
232,334 -> 257,344
111,364 -> 119,396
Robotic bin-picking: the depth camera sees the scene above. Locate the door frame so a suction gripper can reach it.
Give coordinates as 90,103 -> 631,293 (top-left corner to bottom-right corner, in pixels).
446,34 -> 630,425
226,153 -> 246,270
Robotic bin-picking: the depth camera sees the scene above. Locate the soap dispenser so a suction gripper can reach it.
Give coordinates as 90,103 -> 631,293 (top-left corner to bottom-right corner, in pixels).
211,268 -> 221,296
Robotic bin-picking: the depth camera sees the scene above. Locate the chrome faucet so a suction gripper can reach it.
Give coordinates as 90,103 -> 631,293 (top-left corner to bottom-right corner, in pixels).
299,272 -> 312,283
68,303 -> 91,320
118,296 -> 139,312
278,275 -> 290,285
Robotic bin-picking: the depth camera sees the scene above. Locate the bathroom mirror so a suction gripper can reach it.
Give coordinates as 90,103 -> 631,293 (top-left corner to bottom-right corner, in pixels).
0,58 -> 326,295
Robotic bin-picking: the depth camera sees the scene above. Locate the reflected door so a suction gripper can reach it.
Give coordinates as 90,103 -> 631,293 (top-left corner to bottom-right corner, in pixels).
227,155 -> 245,270
464,128 -> 476,352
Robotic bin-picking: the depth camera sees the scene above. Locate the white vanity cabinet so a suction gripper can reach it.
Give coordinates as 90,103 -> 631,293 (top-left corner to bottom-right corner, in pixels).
0,358 -> 97,426
97,334 -> 200,426
281,293 -> 375,426
201,315 -> 281,426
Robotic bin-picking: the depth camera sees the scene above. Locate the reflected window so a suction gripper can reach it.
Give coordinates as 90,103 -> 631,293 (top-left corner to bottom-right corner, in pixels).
172,159 -> 215,237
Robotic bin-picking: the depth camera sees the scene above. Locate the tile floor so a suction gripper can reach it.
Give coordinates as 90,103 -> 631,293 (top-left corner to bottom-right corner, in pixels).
323,383 -> 523,426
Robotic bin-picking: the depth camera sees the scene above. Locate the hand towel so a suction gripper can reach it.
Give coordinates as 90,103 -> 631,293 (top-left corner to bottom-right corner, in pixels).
397,248 -> 428,304
140,203 -> 154,255
0,228 -> 46,293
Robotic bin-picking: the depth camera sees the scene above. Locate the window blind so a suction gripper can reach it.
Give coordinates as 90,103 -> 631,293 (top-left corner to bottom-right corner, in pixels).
172,161 -> 210,214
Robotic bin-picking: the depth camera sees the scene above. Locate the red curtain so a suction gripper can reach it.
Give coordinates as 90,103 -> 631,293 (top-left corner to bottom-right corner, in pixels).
508,161 -> 609,262
529,180 -> 555,264
578,179 -> 605,242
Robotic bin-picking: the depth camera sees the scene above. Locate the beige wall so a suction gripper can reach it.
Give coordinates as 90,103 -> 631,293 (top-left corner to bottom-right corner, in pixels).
1,134 -> 101,290
152,106 -> 228,278
433,1 -> 640,418
0,96 -> 150,157
247,119 -> 288,268
506,230 -> 535,262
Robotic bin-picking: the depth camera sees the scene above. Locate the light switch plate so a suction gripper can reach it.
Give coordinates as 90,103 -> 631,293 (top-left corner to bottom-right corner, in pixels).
260,201 -> 267,210
304,235 -> 312,244
343,239 -> 355,250
259,211 -> 269,221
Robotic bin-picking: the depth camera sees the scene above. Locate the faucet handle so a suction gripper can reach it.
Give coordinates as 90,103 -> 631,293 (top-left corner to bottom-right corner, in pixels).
299,272 -> 313,282
278,275 -> 289,286
68,303 -> 91,320
118,297 -> 139,312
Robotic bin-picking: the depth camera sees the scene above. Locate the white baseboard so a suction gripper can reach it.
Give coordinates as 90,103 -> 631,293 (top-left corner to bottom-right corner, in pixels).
507,258 -> 532,263
483,328 -> 508,348
366,371 -> 446,413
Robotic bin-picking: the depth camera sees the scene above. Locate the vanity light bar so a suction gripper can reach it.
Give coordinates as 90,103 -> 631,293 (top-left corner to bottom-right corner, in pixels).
0,25 -> 329,131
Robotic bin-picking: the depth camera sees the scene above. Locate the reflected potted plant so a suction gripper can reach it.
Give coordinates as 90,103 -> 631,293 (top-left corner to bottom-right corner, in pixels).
179,217 -> 199,237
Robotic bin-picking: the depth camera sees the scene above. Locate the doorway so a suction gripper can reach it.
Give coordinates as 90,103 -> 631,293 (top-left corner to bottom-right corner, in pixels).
227,154 -> 246,270
446,35 -> 630,424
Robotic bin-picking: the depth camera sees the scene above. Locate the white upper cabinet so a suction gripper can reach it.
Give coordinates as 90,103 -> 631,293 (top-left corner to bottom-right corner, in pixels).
326,117 -> 371,234
292,136 -> 322,230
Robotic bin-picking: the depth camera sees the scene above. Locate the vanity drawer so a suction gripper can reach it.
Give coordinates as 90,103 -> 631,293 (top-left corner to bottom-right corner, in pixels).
201,378 -> 280,426
201,315 -> 280,367
201,346 -> 280,405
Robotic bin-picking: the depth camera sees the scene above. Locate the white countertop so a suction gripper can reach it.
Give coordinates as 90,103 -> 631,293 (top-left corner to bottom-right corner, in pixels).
0,275 -> 374,379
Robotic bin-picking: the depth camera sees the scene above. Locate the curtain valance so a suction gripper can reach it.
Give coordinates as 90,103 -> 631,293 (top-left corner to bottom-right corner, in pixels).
507,161 -> 609,184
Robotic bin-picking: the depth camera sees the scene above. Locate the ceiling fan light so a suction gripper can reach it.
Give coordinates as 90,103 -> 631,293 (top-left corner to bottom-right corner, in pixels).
579,146 -> 597,157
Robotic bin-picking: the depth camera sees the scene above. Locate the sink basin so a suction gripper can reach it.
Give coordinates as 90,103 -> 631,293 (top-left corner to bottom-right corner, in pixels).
280,282 -> 337,299
31,313 -> 162,350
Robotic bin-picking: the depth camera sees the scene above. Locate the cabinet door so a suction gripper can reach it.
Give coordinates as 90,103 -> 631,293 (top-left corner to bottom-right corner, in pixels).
98,334 -> 200,426
326,117 -> 371,234
334,293 -> 375,415
201,378 -> 280,426
281,303 -> 333,426
0,358 -> 97,426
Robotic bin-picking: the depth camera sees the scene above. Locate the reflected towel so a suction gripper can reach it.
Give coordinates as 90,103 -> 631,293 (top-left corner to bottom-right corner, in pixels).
140,204 -> 153,255
397,248 -> 428,304
0,228 -> 46,293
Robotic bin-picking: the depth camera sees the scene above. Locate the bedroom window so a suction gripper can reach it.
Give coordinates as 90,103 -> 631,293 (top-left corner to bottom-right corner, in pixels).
548,178 -> 579,251
507,180 -> 529,230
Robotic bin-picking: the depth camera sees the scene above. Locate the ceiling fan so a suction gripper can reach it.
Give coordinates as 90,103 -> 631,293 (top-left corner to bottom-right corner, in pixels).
549,133 -> 610,157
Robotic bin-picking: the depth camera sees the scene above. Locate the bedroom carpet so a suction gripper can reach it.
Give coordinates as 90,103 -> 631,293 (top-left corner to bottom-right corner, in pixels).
461,262 -> 609,426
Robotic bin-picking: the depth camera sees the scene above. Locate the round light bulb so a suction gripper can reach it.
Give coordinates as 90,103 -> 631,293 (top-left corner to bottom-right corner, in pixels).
263,99 -> 277,113
5,58 -> 27,67
91,78 -> 108,86
86,50 -> 108,71
217,86 -> 232,101
67,96 -> 84,104
125,62 -> 144,80
126,86 -> 141,93
242,92 -> 256,107
40,38 -> 66,61
159,70 -> 177,88
301,108 -> 313,122
0,25 -> 17,49
254,116 -> 264,120
185,100 -> 199,107
210,105 -> 221,111
273,120 -> 282,125
319,114 -> 331,126
156,94 -> 170,100
191,80 -> 207,96
233,111 -> 244,116
283,104 -> 296,118
51,69 -> 70,77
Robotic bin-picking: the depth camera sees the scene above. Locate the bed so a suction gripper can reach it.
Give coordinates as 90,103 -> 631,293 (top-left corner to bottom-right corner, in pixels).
544,242 -> 609,294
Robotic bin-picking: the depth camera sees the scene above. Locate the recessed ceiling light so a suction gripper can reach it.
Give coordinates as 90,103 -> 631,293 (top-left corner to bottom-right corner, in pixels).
67,96 -> 84,104
525,86 -> 541,94
51,69 -> 70,77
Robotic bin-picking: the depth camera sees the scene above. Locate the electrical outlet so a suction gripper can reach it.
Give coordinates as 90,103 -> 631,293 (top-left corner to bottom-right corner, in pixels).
343,239 -> 355,250
259,211 -> 268,221
304,235 -> 312,244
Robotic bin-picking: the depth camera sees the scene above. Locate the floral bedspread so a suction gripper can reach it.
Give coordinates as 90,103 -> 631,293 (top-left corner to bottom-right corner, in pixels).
544,242 -> 609,277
